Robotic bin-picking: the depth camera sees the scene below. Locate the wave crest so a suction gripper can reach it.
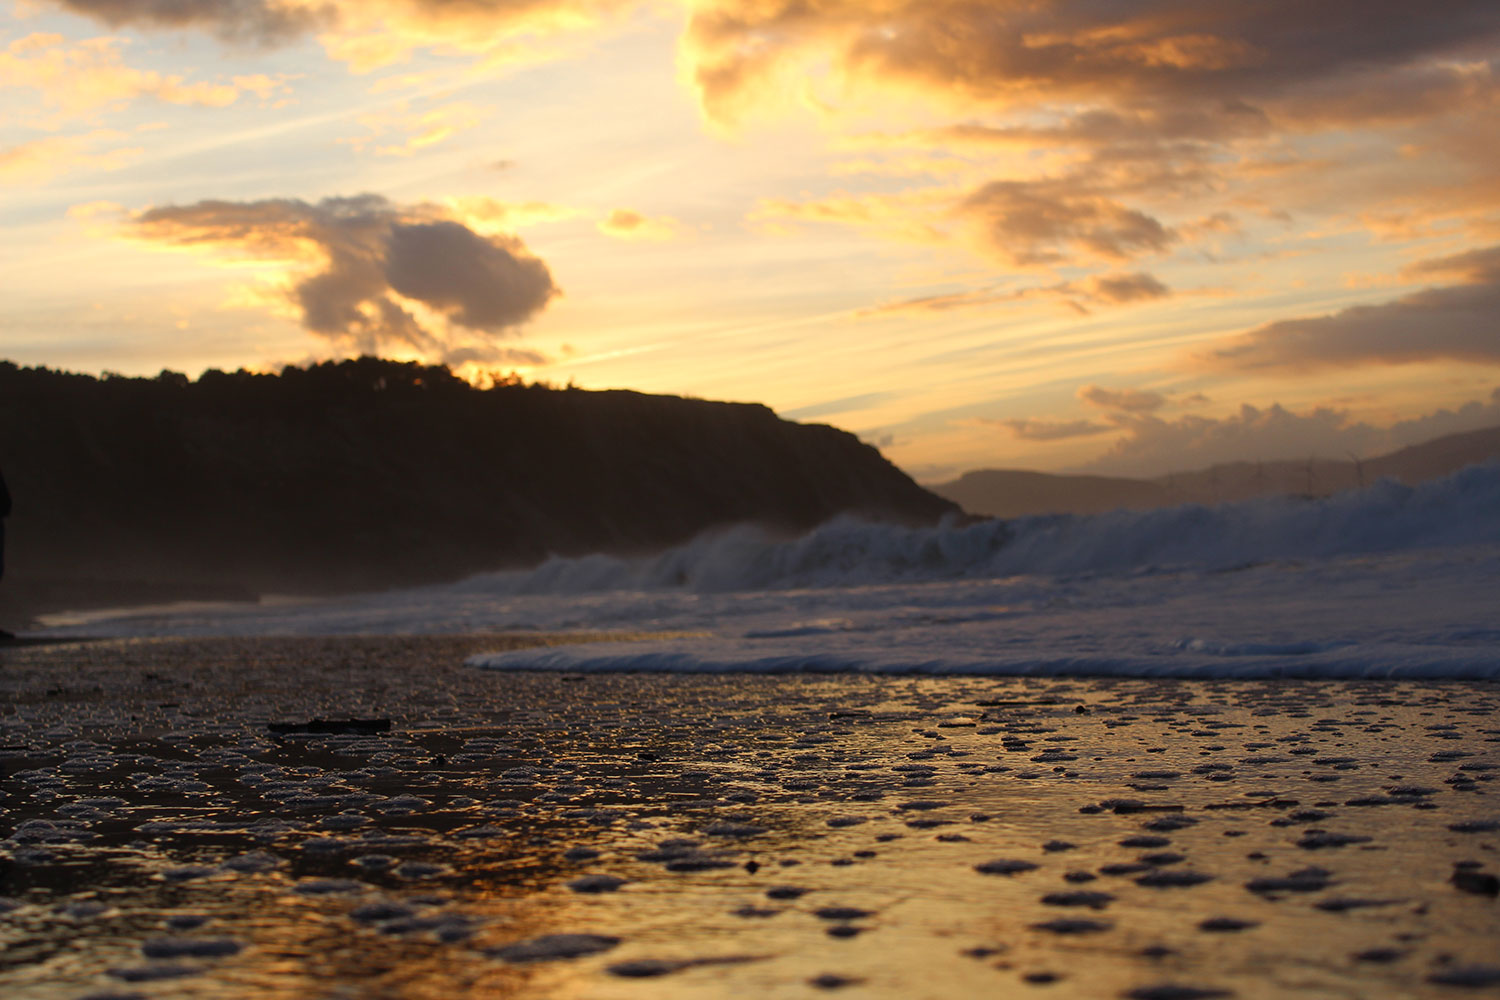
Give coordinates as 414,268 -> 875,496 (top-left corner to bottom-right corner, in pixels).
464,462 -> 1500,595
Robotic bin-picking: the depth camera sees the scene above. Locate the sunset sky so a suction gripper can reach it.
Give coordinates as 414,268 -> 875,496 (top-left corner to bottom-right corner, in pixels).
3,1 -> 1499,480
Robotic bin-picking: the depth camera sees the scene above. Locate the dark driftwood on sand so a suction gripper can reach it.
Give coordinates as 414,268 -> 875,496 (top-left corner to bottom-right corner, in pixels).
266,717 -> 393,735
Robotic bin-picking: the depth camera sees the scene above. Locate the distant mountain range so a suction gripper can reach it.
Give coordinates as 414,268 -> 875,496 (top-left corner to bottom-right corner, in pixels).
929,424 -> 1500,519
0,358 -> 955,624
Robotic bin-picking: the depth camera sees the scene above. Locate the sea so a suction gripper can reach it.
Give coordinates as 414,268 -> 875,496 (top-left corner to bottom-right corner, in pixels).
32,463 -> 1500,680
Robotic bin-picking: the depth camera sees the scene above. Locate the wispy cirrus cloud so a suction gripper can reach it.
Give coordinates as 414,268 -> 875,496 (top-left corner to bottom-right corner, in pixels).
862,271 -> 1170,317
996,417 -> 1112,442
343,100 -> 486,157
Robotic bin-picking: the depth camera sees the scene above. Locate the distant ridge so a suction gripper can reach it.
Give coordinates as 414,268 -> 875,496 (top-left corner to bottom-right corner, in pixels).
929,424 -> 1500,518
930,469 -> 1167,520
0,357 -> 956,621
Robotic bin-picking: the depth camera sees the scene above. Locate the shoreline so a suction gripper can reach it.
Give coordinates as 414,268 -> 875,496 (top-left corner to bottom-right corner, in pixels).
2,635 -> 1498,998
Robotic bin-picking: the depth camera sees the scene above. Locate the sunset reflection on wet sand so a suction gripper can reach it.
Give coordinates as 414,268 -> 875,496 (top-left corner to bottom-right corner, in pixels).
3,636 -> 1498,999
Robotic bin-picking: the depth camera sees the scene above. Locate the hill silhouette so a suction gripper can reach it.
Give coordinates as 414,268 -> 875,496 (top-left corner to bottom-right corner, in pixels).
0,358 -> 956,624
929,424 -> 1500,518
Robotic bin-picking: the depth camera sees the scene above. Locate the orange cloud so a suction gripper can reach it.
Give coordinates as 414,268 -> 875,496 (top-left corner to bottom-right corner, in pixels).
597,208 -> 683,241
751,189 -> 948,246
322,1 -> 634,73
344,100 -> 486,156
959,179 -> 1176,266
47,0 -> 330,45
682,1 -> 1500,128
124,194 -> 559,364
0,33 -> 288,120
42,0 -> 640,72
997,417 -> 1111,442
690,1 -> 1500,267
1077,384 -> 1166,413
852,103 -> 1272,153
0,130 -> 141,182
443,197 -> 579,234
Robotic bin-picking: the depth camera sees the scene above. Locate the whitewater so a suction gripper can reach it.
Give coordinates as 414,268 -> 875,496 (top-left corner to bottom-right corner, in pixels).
32,463 -> 1500,680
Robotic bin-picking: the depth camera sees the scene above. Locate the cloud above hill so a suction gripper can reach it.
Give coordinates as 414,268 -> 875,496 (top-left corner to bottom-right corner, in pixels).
1079,389 -> 1500,475
1078,384 -> 1166,413
127,194 -> 559,363
1199,244 -> 1500,372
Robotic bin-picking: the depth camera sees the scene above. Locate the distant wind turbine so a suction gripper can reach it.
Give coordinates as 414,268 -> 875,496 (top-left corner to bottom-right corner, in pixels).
1347,451 -> 1365,489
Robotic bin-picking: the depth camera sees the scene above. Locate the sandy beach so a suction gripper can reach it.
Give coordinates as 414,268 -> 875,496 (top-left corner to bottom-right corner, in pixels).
2,635 -> 1498,999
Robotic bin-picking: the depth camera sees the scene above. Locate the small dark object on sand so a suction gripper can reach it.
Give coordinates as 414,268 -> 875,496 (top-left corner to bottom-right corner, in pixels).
267,718 -> 393,735
1125,986 -> 1232,1000
810,973 -> 862,989
1449,868 -> 1500,896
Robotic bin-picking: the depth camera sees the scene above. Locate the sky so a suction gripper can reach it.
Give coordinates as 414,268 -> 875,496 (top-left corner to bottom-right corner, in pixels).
3,1 -> 1500,482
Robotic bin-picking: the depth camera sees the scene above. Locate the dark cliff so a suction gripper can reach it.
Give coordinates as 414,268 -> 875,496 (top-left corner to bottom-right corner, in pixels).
0,358 -> 956,612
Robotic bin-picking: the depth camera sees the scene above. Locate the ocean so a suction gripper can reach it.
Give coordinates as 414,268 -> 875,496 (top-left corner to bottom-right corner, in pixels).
34,463 -> 1500,680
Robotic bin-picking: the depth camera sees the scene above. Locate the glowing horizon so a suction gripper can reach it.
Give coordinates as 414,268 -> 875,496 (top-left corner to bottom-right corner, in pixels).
3,1 -> 1499,480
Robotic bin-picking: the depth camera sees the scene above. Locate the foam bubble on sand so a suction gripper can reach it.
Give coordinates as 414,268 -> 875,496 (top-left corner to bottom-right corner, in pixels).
141,937 -> 243,958
1429,966 -> 1500,988
1125,986 -> 1232,1000
815,907 -> 874,921
566,874 -> 628,893
220,851 -> 282,873
976,859 -> 1039,875
1197,917 -> 1258,932
293,878 -> 364,895
1040,891 -> 1114,909
487,934 -> 621,963
350,902 -> 417,924
810,973 -> 862,989
158,865 -> 217,882
106,964 -> 202,982
1032,918 -> 1112,934
766,886 -> 810,900
1135,871 -> 1215,888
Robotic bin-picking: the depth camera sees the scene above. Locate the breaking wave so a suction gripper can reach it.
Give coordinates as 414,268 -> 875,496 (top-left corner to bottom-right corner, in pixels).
465,462 -> 1500,595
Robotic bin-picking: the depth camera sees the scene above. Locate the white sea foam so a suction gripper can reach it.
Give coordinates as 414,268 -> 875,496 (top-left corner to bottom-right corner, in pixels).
458,461 -> 1500,594
31,463 -> 1500,680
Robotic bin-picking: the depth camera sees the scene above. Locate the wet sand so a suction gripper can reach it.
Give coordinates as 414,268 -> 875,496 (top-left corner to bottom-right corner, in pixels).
2,636 -> 1498,999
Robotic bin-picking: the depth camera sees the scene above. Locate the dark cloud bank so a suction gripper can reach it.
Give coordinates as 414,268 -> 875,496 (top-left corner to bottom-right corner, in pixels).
1203,244 -> 1500,372
54,0 -> 334,45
